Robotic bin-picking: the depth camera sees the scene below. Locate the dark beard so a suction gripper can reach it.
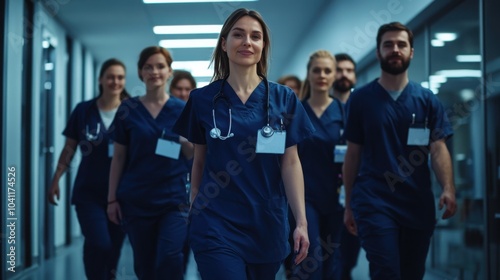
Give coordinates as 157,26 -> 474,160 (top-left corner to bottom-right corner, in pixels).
380,55 -> 411,75
333,77 -> 355,92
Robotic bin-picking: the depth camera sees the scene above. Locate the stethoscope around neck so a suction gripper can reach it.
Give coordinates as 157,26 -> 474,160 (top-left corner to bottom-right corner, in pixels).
85,100 -> 102,141
210,77 -> 275,140
86,123 -> 101,141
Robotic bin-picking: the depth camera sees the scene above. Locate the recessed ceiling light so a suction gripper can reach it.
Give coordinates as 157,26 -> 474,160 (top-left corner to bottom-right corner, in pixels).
456,55 -> 481,63
435,32 -> 457,42
460,89 -> 475,101
145,0 -> 257,3
431,39 -> 444,47
172,60 -> 214,77
435,69 -> 481,78
159,39 -> 218,48
429,75 -> 447,84
154,25 -> 222,34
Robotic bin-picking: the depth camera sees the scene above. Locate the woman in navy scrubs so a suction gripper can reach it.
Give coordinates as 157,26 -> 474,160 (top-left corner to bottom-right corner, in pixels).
174,8 -> 314,280
107,46 -> 194,280
287,50 -> 344,279
170,70 -> 196,102
48,58 -> 129,280
170,69 -> 197,274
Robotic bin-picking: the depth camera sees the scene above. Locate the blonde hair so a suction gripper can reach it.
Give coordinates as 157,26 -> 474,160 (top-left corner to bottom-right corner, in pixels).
299,50 -> 336,100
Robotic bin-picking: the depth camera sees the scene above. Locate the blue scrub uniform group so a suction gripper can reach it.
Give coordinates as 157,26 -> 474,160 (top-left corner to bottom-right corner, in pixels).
63,98 -> 125,280
287,98 -> 345,279
111,96 -> 189,280
344,79 -> 453,280
174,79 -> 315,280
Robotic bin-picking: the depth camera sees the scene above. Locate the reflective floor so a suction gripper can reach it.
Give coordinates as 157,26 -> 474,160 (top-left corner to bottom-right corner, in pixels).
10,237 -> 372,280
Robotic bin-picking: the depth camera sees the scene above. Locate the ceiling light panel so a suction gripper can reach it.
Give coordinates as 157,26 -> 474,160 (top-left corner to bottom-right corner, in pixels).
145,0 -> 257,3
171,60 -> 214,77
154,25 -> 222,35
435,32 -> 457,42
159,39 -> 218,48
456,55 -> 482,63
431,39 -> 444,47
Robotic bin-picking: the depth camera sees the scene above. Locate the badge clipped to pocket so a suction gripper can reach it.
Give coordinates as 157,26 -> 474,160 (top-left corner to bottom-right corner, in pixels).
407,114 -> 430,146
256,130 -> 286,154
407,127 -> 430,146
334,145 -> 347,163
155,138 -> 181,159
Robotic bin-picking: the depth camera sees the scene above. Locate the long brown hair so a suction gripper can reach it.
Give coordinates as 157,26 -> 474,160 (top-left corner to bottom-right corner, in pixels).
98,58 -> 130,100
211,8 -> 271,81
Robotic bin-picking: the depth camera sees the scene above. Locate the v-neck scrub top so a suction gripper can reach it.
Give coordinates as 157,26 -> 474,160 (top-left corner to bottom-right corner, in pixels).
299,99 -> 345,214
174,79 -> 315,263
111,96 -> 188,218
344,79 -> 453,230
63,98 -> 114,205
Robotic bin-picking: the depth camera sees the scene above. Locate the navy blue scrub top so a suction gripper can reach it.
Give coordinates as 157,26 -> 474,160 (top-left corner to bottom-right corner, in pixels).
63,98 -> 114,205
111,96 -> 188,218
174,79 -> 315,263
299,99 -> 345,214
344,79 -> 453,230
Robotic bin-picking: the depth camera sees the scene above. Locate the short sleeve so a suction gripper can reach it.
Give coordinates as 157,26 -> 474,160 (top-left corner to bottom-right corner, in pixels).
428,94 -> 453,142
62,103 -> 82,141
282,89 -> 315,147
173,91 -> 206,144
110,100 -> 132,145
344,90 -> 365,145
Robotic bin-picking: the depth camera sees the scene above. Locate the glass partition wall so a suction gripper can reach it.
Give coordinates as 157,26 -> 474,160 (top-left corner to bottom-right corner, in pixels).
426,0 -> 485,278
484,0 -> 500,279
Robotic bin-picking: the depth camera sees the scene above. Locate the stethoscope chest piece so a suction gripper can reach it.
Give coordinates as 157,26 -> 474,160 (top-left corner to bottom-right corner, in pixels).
261,125 -> 274,138
210,127 -> 222,139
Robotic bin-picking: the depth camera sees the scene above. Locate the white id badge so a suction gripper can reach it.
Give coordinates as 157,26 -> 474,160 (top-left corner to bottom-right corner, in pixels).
108,143 -> 114,158
256,130 -> 286,154
155,138 -> 181,159
407,128 -> 430,146
334,145 -> 347,163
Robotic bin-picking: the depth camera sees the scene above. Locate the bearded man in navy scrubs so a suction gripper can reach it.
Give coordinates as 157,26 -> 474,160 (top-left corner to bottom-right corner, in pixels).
342,22 -> 457,280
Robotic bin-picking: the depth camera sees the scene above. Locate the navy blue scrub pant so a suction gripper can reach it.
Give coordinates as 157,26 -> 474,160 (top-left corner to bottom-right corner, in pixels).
194,247 -> 282,280
123,210 -> 187,280
334,211 -> 361,280
287,203 -> 342,280
356,212 -> 434,280
75,202 -> 125,280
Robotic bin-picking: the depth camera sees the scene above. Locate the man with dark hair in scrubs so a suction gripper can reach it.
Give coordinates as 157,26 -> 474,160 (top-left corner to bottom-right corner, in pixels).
331,53 -> 362,280
342,22 -> 457,280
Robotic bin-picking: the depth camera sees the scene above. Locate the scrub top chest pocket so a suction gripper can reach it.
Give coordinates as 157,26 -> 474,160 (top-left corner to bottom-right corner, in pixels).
407,113 -> 430,146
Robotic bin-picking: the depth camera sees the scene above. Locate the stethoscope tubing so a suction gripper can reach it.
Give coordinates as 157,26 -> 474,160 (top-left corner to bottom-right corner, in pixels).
210,77 -> 274,140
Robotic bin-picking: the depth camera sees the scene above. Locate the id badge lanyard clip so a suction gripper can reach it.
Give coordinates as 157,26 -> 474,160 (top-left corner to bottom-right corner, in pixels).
155,129 -> 181,159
